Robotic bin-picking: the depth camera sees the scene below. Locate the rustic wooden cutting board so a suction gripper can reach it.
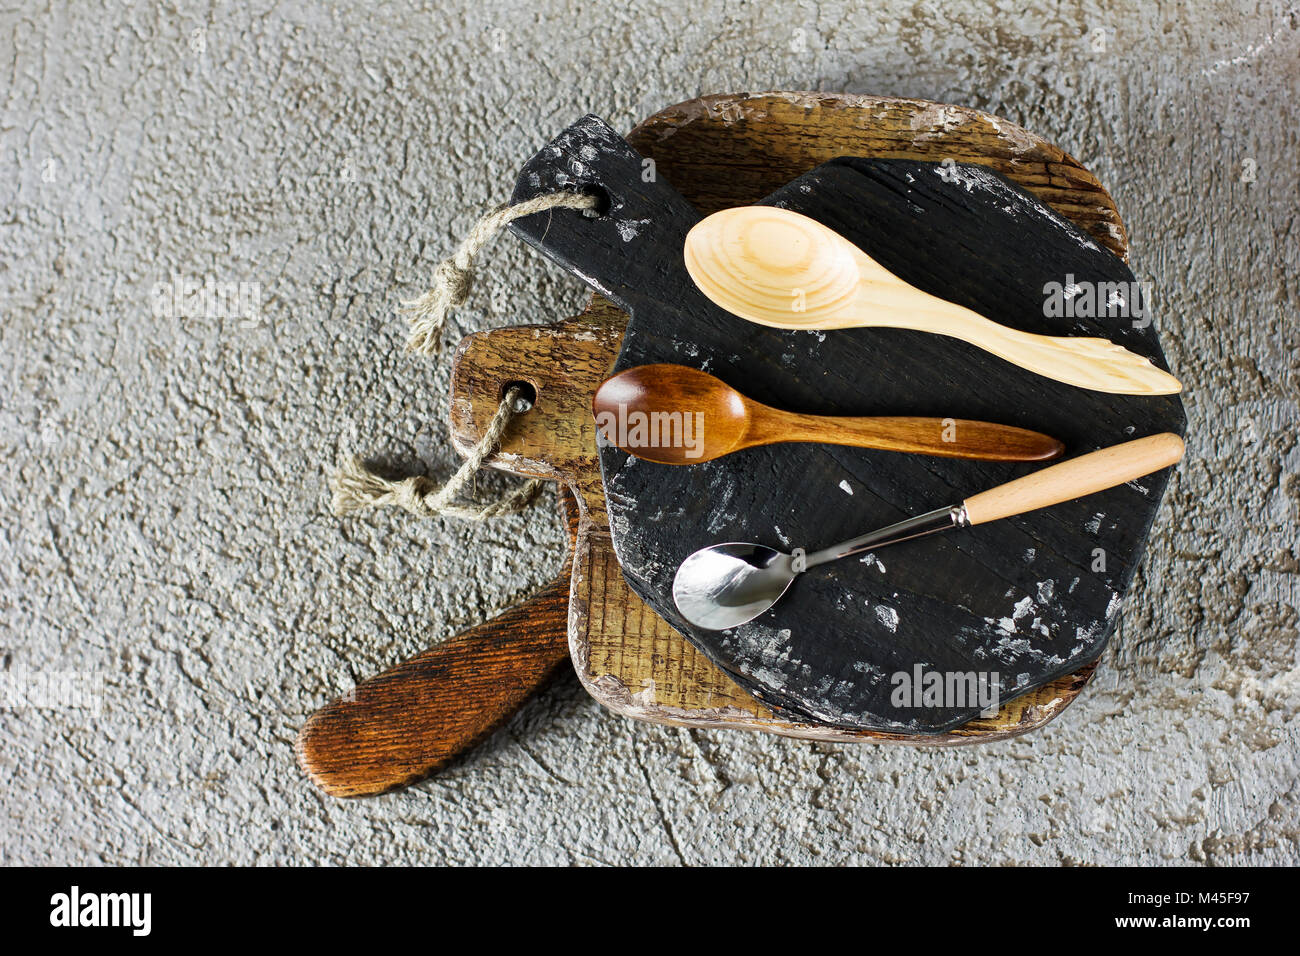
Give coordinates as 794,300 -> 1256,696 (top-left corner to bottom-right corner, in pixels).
450,92 -> 1165,741
504,102 -> 1184,733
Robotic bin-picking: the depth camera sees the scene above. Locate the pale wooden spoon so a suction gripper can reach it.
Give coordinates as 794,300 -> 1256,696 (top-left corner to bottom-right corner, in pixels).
683,206 -> 1182,396
593,363 -> 1064,465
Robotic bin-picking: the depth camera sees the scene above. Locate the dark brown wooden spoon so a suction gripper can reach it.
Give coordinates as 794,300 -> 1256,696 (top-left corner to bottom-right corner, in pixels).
592,363 -> 1064,465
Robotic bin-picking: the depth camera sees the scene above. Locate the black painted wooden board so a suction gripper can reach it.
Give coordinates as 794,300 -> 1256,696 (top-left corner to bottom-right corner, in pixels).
508,115 -> 1186,733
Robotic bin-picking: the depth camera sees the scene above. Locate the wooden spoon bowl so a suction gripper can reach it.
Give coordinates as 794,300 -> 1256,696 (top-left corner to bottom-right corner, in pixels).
685,206 -> 861,328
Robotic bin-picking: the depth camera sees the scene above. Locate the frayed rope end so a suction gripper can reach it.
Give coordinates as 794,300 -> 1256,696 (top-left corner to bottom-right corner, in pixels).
331,384 -> 545,521
330,456 -> 433,517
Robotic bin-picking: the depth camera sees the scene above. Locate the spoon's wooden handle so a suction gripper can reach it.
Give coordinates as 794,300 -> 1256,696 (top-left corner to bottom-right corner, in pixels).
837,215 -> 1184,396
774,412 -> 1065,461
915,304 -> 1184,395
853,284 -> 1182,395
963,433 -> 1185,525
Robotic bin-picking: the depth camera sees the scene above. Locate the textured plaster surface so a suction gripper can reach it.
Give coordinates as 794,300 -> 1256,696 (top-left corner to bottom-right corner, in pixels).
1,0 -> 1297,865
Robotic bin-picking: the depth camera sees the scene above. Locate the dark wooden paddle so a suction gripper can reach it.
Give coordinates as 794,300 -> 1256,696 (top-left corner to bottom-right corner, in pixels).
295,486 -> 578,797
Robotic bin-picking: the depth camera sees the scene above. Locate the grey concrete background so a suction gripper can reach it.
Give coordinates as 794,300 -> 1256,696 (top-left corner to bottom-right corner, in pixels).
1,0 -> 1296,865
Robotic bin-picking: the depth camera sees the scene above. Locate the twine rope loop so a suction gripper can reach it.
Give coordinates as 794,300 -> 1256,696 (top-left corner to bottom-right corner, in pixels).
334,190 -> 592,521
331,385 -> 542,520
399,191 -> 599,356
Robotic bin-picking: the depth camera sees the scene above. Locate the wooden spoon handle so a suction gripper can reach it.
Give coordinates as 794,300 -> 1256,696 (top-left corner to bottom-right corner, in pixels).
835,223 -> 1182,396
775,413 -> 1065,461
878,299 -> 1183,395
295,486 -> 578,798
964,433 -> 1184,524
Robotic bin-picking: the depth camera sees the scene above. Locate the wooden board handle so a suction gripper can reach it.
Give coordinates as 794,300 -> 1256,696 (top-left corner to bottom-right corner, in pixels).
963,433 -> 1185,525
295,486 -> 579,798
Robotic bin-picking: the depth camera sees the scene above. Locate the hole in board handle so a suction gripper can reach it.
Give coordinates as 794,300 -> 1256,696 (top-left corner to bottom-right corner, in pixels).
577,184 -> 611,218
501,380 -> 537,412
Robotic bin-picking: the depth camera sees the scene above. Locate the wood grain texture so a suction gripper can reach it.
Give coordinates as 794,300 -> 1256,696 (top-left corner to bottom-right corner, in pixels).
449,92 -> 1156,742
295,487 -> 580,798
507,113 -> 1184,732
964,433 -> 1186,525
593,363 -> 1065,464
451,316 -> 1098,741
685,205 -> 1182,394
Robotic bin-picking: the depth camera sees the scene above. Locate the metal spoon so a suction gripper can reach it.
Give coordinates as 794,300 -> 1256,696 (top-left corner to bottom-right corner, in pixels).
683,206 -> 1182,396
672,433 -> 1185,630
594,363 -> 1064,464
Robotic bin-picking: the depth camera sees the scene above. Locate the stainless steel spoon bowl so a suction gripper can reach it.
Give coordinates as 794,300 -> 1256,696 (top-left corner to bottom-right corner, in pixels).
671,543 -> 798,631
